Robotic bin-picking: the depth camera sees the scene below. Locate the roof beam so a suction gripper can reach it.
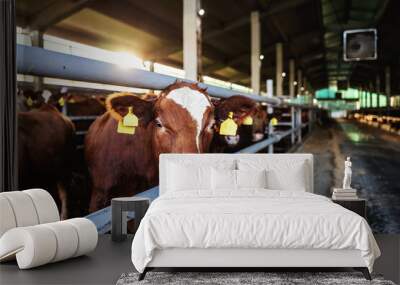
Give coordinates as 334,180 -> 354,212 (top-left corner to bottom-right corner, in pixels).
28,0 -> 94,31
203,0 -> 313,41
92,0 -> 230,69
221,29 -> 320,69
203,62 -> 226,74
231,73 -> 250,83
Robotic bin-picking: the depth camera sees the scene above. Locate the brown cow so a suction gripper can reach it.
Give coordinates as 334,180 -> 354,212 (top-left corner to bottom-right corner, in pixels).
210,95 -> 260,153
85,82 -> 214,211
64,93 -> 106,117
18,95 -> 76,219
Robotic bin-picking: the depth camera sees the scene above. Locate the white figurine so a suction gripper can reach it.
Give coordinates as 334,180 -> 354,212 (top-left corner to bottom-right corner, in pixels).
342,157 -> 352,189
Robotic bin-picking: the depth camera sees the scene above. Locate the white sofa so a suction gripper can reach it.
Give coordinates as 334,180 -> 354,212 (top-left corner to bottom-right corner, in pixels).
0,189 -> 98,269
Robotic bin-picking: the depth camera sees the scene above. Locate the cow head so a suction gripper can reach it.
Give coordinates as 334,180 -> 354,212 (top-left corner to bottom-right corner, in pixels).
17,89 -> 47,111
47,88 -> 69,111
213,95 -> 258,147
105,82 -> 214,157
152,82 -> 214,155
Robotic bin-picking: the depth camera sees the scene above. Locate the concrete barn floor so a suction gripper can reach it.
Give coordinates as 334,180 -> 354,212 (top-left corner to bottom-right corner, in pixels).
296,118 -> 400,234
1,235 -> 399,285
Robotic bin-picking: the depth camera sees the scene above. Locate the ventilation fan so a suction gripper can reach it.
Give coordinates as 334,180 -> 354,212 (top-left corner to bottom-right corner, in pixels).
343,29 -> 377,61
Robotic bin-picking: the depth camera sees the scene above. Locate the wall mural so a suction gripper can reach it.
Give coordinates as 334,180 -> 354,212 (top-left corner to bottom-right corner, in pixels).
18,81 -> 400,235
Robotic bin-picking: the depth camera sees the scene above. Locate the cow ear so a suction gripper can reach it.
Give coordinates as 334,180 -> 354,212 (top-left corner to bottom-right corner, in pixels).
96,96 -> 106,105
216,96 -> 257,123
106,92 -> 154,124
210,98 -> 222,107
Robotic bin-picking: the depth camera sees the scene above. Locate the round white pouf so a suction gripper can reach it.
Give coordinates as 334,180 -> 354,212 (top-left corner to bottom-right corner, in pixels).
0,226 -> 57,268
0,196 -> 17,237
0,218 -> 98,269
24,189 -> 60,224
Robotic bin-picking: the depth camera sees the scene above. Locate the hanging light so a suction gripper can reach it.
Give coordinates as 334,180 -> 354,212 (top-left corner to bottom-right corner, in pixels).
282,72 -> 286,78
259,54 -> 264,60
198,8 -> 205,16
293,81 -> 298,86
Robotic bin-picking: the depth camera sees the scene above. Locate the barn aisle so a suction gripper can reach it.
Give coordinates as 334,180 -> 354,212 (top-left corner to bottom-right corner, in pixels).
296,119 -> 400,234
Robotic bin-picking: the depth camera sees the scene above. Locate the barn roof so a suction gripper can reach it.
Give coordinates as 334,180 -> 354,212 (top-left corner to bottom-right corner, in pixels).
15,0 -> 399,93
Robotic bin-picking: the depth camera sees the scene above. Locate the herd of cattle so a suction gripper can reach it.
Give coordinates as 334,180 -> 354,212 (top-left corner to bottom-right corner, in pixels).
17,82 -> 274,219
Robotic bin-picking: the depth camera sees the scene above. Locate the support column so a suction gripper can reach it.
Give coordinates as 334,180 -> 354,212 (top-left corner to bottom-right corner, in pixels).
376,74 -> 380,108
0,0 -> 18,191
289,59 -> 295,97
30,30 -> 44,91
275,43 -> 283,96
250,11 -> 261,94
183,0 -> 201,81
296,108 -> 302,143
297,69 -> 302,96
266,79 -> 274,154
266,79 -> 274,114
385,66 -> 391,111
289,59 -> 295,144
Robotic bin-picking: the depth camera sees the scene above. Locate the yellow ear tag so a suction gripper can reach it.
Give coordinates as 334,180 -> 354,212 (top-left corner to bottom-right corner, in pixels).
219,112 -> 238,136
123,107 -> 139,127
27,97 -> 33,107
117,120 -> 135,135
69,98 -> 76,103
270,117 -> 278,126
243,115 -> 253,125
58,97 -> 65,106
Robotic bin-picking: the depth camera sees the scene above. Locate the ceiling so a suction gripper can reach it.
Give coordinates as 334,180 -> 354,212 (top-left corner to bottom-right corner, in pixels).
15,0 -> 400,94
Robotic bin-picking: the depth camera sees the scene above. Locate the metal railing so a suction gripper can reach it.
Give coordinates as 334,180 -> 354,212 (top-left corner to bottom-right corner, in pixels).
16,44 -> 314,232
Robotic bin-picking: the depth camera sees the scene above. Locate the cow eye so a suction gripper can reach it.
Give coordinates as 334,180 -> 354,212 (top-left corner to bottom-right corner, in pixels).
155,118 -> 163,128
207,120 -> 215,132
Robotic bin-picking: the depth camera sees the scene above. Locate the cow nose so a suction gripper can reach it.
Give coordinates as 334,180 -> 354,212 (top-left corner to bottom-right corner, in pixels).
225,135 -> 240,145
253,133 -> 264,142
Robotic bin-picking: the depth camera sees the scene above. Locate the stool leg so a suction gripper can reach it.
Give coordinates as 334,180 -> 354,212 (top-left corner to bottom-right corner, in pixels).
111,202 -> 122,241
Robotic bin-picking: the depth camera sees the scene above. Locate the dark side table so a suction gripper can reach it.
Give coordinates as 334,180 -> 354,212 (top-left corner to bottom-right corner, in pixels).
111,197 -> 150,242
332,198 -> 367,219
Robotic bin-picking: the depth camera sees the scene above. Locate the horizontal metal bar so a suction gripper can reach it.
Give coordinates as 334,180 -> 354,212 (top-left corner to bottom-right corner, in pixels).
75,131 -> 87,135
237,127 -> 300,154
275,122 -> 292,126
69,116 -> 98,121
17,45 -> 282,105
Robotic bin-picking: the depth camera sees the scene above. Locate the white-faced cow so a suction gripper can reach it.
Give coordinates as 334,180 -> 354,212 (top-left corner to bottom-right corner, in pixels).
85,82 -> 214,211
